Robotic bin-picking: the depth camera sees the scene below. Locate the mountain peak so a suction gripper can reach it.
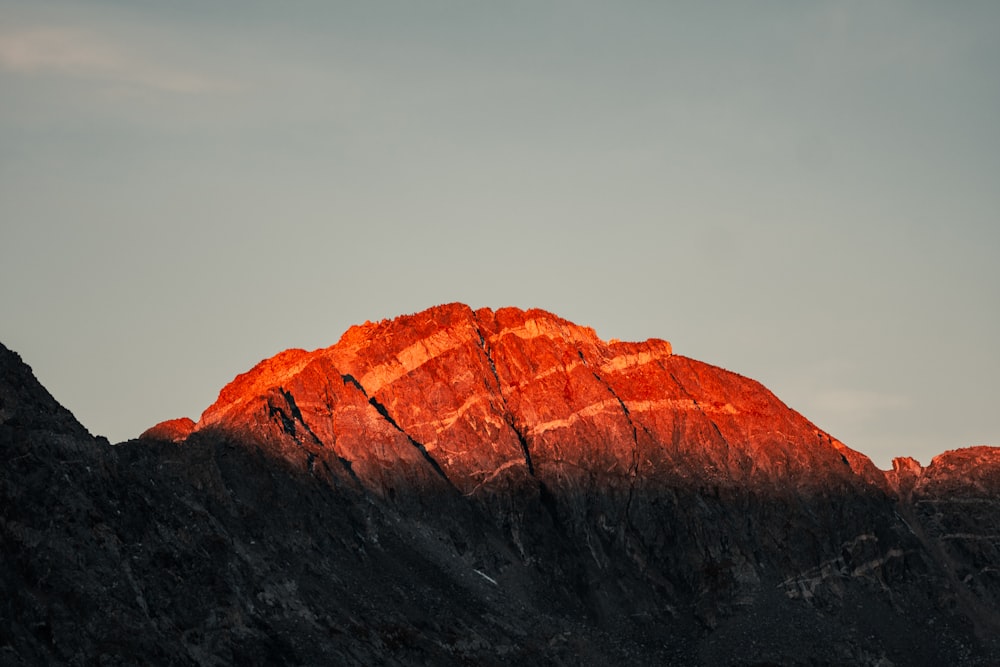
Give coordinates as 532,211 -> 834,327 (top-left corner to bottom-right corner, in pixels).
176,303 -> 883,498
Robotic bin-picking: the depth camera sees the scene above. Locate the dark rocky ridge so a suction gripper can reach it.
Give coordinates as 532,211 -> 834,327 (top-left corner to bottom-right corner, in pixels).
3,305 -> 1000,665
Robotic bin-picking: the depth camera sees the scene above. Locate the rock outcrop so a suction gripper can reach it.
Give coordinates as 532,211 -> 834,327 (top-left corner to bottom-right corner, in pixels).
138,417 -> 194,443
2,306 -> 1000,666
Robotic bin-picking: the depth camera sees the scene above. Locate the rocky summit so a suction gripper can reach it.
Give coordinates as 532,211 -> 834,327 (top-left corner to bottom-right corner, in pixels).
3,303 -> 1000,666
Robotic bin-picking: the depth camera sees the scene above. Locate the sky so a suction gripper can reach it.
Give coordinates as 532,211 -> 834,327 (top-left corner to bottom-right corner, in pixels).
2,1 -> 998,469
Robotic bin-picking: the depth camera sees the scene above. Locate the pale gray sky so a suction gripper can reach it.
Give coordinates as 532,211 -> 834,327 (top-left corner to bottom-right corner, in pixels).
2,1 -> 997,468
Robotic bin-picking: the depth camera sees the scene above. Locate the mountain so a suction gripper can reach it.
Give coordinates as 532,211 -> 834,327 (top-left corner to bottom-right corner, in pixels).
189,303 -> 883,494
3,304 -> 1000,665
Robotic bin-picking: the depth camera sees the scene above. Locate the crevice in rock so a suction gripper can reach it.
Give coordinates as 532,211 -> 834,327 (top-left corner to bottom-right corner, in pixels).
325,456 -> 362,487
341,374 -> 365,395
267,399 -> 297,438
586,357 -> 640,535
342,375 -> 454,488
669,371 -> 732,458
266,391 -> 319,474
367,395 -> 402,432
473,324 -> 535,477
512,427 -> 534,476
279,389 -> 324,447
276,388 -> 358,483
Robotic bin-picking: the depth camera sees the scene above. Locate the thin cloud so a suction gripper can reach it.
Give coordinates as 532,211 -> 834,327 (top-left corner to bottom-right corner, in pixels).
0,27 -> 237,94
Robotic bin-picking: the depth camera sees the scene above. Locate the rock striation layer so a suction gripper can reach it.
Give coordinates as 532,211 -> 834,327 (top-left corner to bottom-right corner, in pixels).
4,306 -> 1000,666
184,304 -> 883,496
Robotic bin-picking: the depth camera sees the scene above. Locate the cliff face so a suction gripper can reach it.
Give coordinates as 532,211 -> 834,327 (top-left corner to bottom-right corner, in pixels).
3,306 -> 1000,666
190,304 -> 884,496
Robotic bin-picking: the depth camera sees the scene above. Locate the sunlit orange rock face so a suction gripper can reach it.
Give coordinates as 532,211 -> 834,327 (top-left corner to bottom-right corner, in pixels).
138,417 -> 194,443
182,303 -> 886,498
913,447 -> 1000,495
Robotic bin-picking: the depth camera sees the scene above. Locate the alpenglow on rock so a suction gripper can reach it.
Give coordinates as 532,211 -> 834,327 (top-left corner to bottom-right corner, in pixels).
162,303 -> 884,498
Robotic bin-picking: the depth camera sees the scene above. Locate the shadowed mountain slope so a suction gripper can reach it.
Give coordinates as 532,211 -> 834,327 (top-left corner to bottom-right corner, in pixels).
3,305 -> 1000,665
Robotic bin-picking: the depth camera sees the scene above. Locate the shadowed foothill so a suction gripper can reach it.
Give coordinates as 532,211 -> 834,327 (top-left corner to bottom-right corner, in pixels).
2,305 -> 1000,666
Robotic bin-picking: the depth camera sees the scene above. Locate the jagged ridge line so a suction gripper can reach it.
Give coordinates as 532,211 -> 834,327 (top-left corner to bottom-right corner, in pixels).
352,314 -> 616,399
